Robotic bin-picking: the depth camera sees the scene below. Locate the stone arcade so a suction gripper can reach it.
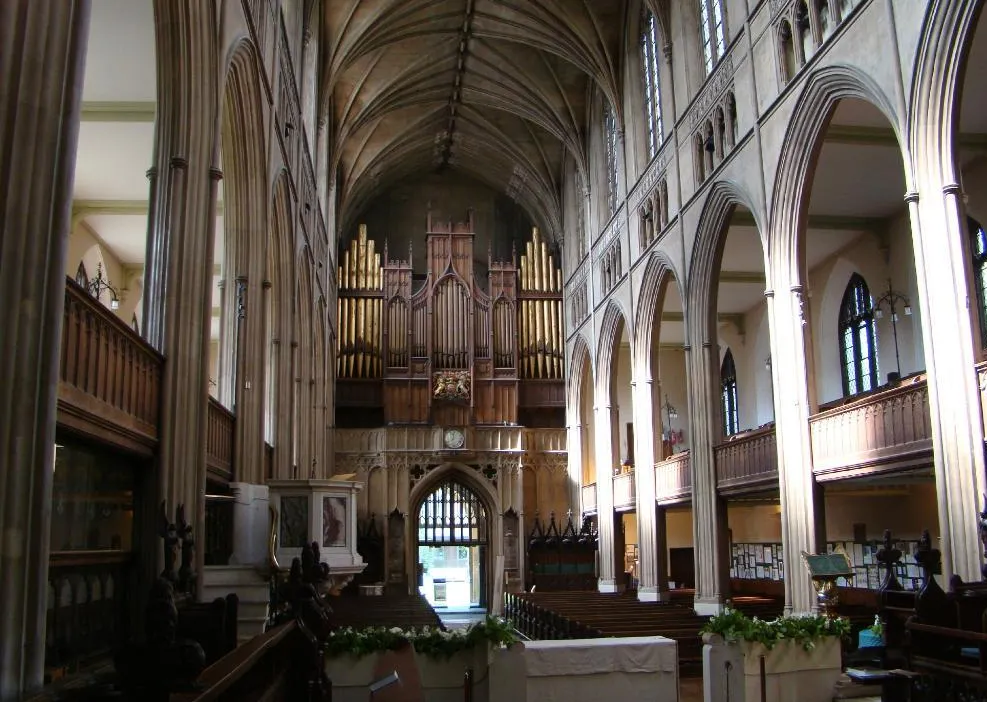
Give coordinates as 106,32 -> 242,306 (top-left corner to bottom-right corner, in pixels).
4,0 -> 987,700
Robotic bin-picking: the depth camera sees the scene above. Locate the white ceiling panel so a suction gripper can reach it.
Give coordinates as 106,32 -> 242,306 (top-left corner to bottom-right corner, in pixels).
83,0 -> 156,102
74,122 -> 155,200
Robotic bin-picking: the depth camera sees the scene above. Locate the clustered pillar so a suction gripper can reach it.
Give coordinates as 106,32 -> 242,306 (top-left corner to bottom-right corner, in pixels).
0,2 -> 91,698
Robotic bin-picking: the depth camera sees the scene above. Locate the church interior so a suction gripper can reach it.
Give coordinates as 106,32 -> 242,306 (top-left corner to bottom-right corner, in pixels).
5,0 -> 987,700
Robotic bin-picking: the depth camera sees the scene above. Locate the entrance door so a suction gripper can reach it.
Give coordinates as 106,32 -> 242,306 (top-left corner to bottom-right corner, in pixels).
417,478 -> 488,610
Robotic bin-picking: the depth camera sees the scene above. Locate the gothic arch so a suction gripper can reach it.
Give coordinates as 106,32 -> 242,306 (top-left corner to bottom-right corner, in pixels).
567,332 -> 594,411
908,1 -> 984,188
768,64 -> 901,283
595,301 -> 631,399
408,462 -> 502,609
687,179 -> 764,344
269,171 -> 296,479
633,249 -> 682,375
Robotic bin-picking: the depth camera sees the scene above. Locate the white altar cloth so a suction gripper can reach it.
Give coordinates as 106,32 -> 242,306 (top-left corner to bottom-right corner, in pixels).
490,636 -> 679,702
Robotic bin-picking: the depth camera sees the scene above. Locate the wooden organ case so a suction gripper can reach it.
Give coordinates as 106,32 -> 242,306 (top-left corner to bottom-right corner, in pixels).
336,212 -> 565,427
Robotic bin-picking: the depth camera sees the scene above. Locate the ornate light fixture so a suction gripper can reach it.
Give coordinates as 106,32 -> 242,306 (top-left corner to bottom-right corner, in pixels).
873,277 -> 912,378
662,395 -> 679,446
87,262 -> 120,310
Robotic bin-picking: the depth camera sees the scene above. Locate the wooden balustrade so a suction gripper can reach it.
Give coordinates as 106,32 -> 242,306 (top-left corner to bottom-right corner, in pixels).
582,483 -> 597,514
45,550 -> 133,674
524,428 -> 567,453
206,398 -> 235,482
714,425 -> 778,493
810,375 -> 932,479
655,451 -> 691,503
58,277 -> 162,453
613,470 -> 635,510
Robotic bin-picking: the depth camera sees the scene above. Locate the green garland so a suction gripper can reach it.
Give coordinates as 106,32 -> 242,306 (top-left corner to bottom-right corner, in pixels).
325,614 -> 517,659
700,607 -> 851,652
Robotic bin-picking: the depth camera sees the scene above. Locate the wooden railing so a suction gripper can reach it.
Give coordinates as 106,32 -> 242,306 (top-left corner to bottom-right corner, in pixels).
582,483 -> 597,514
58,278 -> 162,452
613,470 -> 635,510
810,375 -> 932,479
45,550 -> 133,674
655,451 -> 691,503
714,425 -> 778,493
206,398 -> 235,482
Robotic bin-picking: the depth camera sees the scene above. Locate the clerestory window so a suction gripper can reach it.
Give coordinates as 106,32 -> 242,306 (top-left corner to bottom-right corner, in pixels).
699,0 -> 728,75
641,10 -> 664,159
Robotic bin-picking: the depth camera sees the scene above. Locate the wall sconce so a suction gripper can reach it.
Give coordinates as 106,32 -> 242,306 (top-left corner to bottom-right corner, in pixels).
86,262 -> 120,310
873,277 -> 912,378
765,355 -> 772,372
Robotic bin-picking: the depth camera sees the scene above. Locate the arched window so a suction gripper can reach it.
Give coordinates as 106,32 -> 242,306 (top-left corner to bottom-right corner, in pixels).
839,274 -> 879,396
603,103 -> 619,215
969,217 -> 987,348
75,261 -> 89,288
699,0 -> 727,75
640,10 -> 664,159
721,349 -> 739,436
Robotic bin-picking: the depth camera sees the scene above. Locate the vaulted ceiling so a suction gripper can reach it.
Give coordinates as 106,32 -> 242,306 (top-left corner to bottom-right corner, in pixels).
324,0 -> 632,243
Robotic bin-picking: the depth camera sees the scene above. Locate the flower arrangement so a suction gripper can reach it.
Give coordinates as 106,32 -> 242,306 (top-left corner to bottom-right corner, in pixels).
868,615 -> 884,639
700,607 -> 851,651
325,614 -> 517,659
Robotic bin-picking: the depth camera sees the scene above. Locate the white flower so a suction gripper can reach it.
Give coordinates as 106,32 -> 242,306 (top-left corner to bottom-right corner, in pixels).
390,627 -> 404,635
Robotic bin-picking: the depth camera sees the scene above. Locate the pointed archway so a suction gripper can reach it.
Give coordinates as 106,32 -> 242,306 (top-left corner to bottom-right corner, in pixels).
410,464 -> 500,612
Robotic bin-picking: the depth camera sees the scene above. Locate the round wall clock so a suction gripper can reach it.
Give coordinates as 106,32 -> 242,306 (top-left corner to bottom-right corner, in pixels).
444,428 -> 465,449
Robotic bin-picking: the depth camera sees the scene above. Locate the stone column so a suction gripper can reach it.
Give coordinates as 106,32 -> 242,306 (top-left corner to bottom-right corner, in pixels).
566,421 -> 584,515
632,376 -> 663,602
906,186 -> 987,583
765,285 -> 819,614
0,2 -> 90,698
143,1 -> 220,577
594,403 -> 618,592
683,337 -> 728,615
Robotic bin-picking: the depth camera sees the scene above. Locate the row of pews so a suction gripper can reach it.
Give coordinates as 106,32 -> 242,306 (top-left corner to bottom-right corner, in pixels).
329,588 -> 443,631
861,528 -> 987,700
504,589 -> 784,676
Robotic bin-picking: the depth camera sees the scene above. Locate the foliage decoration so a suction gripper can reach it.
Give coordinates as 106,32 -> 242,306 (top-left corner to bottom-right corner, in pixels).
325,614 -> 517,659
700,607 -> 851,651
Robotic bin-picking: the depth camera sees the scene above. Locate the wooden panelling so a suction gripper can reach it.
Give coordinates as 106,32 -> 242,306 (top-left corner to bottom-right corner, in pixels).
613,471 -> 635,511
582,483 -> 597,514
655,451 -> 692,504
58,278 -> 162,454
206,398 -> 235,483
810,376 -> 932,480
714,425 -> 778,494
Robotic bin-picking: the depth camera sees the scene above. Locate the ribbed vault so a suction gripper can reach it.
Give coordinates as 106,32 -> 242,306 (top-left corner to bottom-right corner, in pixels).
324,0 -> 628,244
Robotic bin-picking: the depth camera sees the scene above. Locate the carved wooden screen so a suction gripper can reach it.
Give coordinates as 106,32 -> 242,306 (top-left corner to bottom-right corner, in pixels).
417,479 -> 488,546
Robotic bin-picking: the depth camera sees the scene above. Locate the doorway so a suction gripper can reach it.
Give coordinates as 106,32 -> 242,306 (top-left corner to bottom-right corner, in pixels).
416,477 -> 488,611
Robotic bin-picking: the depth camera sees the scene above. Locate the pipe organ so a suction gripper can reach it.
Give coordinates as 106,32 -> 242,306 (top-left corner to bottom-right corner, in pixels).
335,211 -> 565,425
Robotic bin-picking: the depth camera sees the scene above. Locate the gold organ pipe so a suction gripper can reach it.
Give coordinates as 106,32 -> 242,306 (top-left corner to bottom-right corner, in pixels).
547,298 -> 556,378
525,300 -> 534,378
555,299 -> 563,377
346,297 -> 356,378
537,299 -> 545,378
541,241 -> 551,294
527,241 -> 536,291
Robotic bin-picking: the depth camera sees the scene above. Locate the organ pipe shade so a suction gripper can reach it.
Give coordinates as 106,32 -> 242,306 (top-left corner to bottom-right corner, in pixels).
519,227 -> 564,379
337,224 -> 383,378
